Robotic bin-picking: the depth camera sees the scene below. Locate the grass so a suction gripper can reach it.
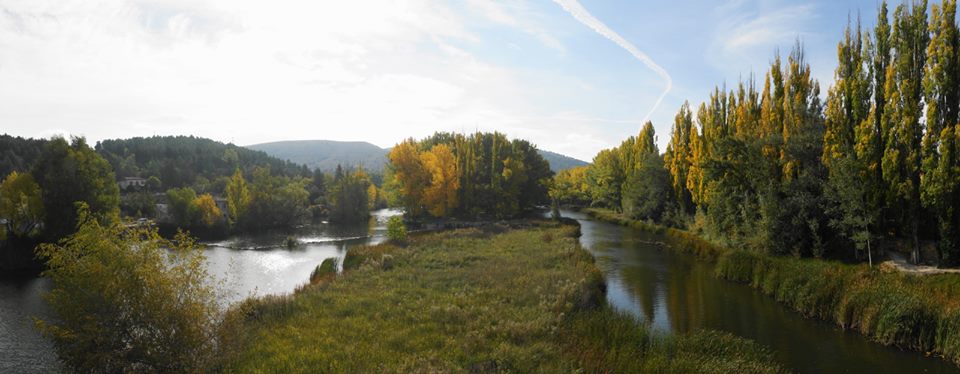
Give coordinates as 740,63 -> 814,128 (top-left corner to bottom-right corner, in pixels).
587,208 -> 960,366
225,220 -> 786,373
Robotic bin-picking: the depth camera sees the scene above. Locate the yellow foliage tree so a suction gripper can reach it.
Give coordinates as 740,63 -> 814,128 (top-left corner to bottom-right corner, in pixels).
388,140 -> 430,216
193,193 -> 222,227
421,144 -> 460,217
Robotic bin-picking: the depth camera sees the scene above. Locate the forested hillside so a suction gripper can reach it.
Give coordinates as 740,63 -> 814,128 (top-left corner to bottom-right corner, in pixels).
97,136 -> 310,188
0,135 -> 47,177
538,149 -> 589,171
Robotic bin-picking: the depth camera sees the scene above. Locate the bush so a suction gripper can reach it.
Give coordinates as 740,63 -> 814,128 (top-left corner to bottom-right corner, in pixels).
387,215 -> 407,243
309,258 -> 338,284
35,205 -> 225,372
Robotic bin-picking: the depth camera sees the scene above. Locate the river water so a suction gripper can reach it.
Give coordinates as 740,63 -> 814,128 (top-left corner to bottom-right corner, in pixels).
0,209 -> 398,373
565,209 -> 959,373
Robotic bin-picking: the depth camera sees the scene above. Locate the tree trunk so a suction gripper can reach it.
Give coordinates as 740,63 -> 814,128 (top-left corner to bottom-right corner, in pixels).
912,219 -> 921,265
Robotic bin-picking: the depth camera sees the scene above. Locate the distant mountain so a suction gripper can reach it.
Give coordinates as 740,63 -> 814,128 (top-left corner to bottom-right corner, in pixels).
537,150 -> 589,172
246,140 -> 588,173
246,140 -> 388,172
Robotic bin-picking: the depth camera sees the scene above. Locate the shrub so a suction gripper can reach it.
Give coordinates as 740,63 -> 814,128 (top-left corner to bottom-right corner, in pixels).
309,258 -> 339,284
386,215 -> 407,243
35,205 -> 224,372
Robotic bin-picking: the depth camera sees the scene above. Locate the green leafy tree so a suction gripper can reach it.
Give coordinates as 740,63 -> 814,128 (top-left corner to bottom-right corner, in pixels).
622,155 -> 674,222
32,137 -> 119,241
166,187 -> 199,227
328,166 -> 371,223
225,168 -> 251,228
386,215 -> 407,243
826,156 -> 876,265
0,171 -> 44,238
35,205 -> 224,372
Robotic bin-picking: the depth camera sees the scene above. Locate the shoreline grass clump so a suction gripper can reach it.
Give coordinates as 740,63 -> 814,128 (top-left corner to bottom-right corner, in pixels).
226,219 -> 786,373
587,208 -> 960,366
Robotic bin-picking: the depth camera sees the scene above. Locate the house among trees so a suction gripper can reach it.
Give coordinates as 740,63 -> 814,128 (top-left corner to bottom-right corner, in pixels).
118,177 -> 147,190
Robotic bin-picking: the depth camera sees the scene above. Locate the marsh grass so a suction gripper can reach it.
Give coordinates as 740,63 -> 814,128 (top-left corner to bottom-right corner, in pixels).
226,219 -> 785,373
588,208 -> 960,366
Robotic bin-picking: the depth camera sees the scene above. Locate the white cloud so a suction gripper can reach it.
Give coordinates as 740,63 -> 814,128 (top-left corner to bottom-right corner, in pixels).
465,0 -> 566,53
708,1 -> 818,75
0,0 -> 653,161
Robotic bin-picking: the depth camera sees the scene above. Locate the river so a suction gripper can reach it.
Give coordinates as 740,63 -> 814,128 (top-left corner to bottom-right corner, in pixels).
0,209 -> 398,373
564,209 -> 959,373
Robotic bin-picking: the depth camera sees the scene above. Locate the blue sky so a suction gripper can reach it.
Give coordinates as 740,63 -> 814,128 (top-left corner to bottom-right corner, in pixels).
0,0 -> 887,161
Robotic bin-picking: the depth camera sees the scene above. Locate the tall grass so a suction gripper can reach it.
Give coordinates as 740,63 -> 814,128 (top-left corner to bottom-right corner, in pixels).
588,208 -> 960,366
715,250 -> 960,364
225,219 -> 785,373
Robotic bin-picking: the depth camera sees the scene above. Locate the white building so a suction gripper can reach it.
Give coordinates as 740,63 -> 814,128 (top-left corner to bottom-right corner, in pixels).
118,177 -> 147,190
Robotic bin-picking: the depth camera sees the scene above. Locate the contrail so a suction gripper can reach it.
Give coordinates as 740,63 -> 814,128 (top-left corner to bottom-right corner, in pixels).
553,0 -> 672,125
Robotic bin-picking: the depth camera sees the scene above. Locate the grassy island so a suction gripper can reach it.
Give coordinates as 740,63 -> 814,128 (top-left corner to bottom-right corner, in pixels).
226,220 -> 786,373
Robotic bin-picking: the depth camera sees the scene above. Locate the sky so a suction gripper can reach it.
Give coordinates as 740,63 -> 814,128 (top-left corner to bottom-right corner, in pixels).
0,0 -> 887,161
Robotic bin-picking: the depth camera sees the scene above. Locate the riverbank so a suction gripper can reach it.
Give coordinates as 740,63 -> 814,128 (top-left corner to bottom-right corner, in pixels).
225,220 -> 786,373
586,208 -> 960,367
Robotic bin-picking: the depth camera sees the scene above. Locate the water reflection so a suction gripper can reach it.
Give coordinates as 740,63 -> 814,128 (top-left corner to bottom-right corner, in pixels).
204,209 -> 399,303
565,209 -> 959,373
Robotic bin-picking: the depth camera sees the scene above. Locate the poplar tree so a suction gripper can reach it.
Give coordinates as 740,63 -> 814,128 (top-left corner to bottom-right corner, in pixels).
665,102 -> 695,213
882,0 -> 928,263
921,0 -> 960,265
825,18 -> 875,262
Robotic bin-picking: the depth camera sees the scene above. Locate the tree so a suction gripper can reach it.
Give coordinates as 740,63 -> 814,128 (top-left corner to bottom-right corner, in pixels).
328,167 -> 371,223
0,171 -> 44,238
921,0 -> 960,265
120,191 -> 156,218
225,168 -> 251,227
824,18 -> 874,262
146,176 -> 162,191
166,187 -> 198,227
193,193 -> 222,227
421,144 -> 459,217
622,155 -> 674,222
665,102 -> 695,213
826,156 -> 876,265
32,137 -> 119,241
550,166 -> 591,206
388,140 -> 430,216
35,205 -> 223,372
587,149 -> 624,209
882,1 -> 928,264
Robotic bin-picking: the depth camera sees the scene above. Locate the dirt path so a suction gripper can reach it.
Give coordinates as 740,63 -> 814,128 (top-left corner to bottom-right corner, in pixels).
881,251 -> 960,275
